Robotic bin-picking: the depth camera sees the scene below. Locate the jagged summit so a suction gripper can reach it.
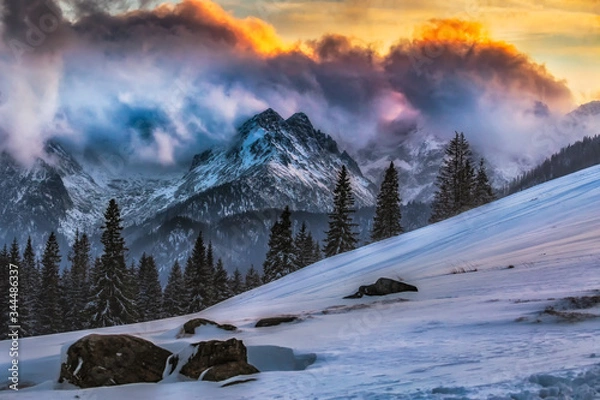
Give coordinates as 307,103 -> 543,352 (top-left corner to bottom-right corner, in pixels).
286,112 -> 313,129
180,108 -> 376,215
567,100 -> 600,118
240,108 -> 285,133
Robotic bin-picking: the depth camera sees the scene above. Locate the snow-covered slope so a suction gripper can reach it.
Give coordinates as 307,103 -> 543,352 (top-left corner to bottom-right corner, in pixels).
3,165 -> 599,399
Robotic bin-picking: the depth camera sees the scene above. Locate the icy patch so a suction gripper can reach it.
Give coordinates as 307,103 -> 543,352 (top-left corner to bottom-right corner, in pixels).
491,365 -> 600,400
246,345 -> 316,372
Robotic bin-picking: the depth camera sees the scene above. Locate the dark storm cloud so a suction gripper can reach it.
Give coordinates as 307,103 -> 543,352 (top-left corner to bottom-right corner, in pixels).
0,1 -> 580,169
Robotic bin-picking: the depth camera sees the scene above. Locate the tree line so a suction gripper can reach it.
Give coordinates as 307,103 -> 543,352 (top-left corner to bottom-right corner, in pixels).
262,131 -> 495,283
503,134 -> 600,196
262,157 -> 405,282
1,131 -> 496,335
0,200 -> 265,337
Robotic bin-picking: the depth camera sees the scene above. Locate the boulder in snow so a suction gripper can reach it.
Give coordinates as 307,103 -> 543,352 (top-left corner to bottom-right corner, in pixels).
58,334 -> 172,388
255,316 -> 298,328
344,277 -> 418,299
180,318 -> 237,336
178,338 -> 259,381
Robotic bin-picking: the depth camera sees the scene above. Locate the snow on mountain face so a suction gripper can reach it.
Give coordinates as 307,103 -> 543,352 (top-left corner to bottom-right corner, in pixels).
4,165 -> 600,399
353,131 -> 446,203
0,146 -> 74,246
0,109 -> 376,270
175,108 -> 376,218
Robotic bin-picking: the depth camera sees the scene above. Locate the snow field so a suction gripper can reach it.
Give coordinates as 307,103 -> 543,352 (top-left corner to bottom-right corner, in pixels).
2,165 -> 600,399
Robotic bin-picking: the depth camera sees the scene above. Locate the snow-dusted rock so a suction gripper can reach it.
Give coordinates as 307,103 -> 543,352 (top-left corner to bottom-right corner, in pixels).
177,338 -> 259,381
58,334 -> 172,388
180,318 -> 237,336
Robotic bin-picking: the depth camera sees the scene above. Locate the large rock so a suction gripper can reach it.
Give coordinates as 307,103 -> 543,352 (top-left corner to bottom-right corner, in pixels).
59,334 -> 172,388
255,316 -> 298,328
179,338 -> 259,381
344,277 -> 418,299
180,318 -> 237,336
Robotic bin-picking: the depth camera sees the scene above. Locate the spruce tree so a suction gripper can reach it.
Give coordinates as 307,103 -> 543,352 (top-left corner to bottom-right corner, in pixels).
371,162 -> 403,242
263,206 -> 297,283
162,261 -> 187,317
229,268 -> 245,295
36,232 -> 63,335
244,265 -> 262,291
312,240 -> 323,264
87,199 -> 138,327
430,132 -> 476,223
64,231 -> 91,331
295,222 -> 315,269
473,158 -> 495,206
59,266 -> 72,333
9,238 -> 21,267
137,254 -> 163,322
126,260 -> 140,322
324,166 -> 358,256
186,232 -> 213,312
213,258 -> 232,304
21,237 -> 39,336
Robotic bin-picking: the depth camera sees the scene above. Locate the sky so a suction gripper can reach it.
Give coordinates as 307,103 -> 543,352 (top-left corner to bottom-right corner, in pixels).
0,0 -> 598,171
219,0 -> 600,103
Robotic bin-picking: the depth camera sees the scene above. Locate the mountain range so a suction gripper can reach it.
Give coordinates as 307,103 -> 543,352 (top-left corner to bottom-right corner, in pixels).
0,103 -> 598,278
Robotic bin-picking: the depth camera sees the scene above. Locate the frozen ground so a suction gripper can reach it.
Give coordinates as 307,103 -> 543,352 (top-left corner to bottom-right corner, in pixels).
2,166 -> 600,399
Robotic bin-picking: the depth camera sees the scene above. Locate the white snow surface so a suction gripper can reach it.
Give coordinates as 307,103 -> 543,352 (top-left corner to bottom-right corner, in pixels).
2,166 -> 600,399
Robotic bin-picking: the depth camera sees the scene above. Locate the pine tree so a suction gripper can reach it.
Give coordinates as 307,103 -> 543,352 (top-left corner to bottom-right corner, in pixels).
9,238 -> 21,267
458,158 -> 475,213
473,158 -> 495,206
87,199 -> 138,328
36,232 -> 63,335
20,237 -> 39,336
263,206 -> 297,283
244,265 -> 262,291
229,268 -> 245,295
295,222 -> 315,269
137,254 -> 163,322
371,162 -> 403,242
186,232 -> 213,312
126,260 -> 140,322
213,258 -> 232,303
430,132 -> 476,223
206,242 -> 215,274
63,231 -> 91,331
58,266 -> 72,333
312,240 -> 323,264
324,166 -> 358,256
205,242 -> 217,306
162,261 -> 187,317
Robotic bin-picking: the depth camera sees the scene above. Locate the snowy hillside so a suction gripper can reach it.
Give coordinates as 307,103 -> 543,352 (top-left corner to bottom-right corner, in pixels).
2,165 -> 600,399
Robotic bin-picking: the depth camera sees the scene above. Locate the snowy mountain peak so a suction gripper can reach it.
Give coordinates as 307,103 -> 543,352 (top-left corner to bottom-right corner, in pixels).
242,108 -> 285,133
286,112 -> 313,130
179,109 -> 377,216
567,100 -> 600,118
